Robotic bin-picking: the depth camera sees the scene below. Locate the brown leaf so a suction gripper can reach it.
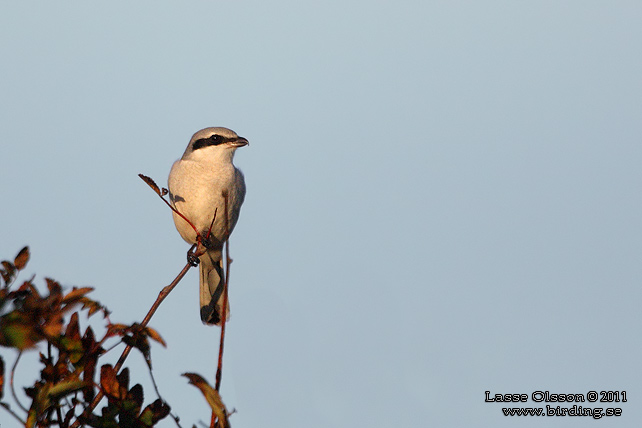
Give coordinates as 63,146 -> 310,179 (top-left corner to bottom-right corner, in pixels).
106,323 -> 129,338
42,311 -> 65,338
79,296 -> 110,318
65,312 -> 81,341
60,312 -> 84,364
1,260 -> 15,285
145,326 -> 166,347
117,368 -> 130,397
45,277 -> 63,296
62,287 -> 94,303
122,334 -> 152,368
14,246 -> 30,270
183,373 -> 230,427
100,365 -> 122,400
81,327 -> 99,402
113,323 -> 157,368
138,174 -> 162,196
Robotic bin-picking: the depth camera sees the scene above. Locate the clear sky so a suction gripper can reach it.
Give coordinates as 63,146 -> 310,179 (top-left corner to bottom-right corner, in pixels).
1,2 -> 641,427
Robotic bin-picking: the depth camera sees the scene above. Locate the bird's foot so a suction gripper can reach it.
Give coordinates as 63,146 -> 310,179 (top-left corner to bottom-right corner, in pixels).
187,245 -> 200,267
199,234 -> 214,250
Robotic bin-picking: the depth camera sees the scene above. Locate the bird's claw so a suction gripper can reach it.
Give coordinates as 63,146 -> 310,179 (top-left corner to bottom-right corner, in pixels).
187,248 -> 200,267
200,235 -> 214,250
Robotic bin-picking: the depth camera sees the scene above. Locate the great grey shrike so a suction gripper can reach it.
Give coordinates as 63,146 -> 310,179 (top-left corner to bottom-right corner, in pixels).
168,127 -> 247,325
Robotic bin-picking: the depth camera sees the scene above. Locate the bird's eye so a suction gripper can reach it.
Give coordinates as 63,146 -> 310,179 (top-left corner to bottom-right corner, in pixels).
192,134 -> 225,151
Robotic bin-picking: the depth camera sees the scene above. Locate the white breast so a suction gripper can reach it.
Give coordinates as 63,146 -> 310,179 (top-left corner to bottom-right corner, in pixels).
168,154 -> 245,248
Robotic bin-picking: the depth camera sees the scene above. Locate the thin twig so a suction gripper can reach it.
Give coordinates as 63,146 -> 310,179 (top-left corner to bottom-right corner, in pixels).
215,191 -> 231,392
161,195 -> 200,239
10,351 -> 27,413
206,207 -> 218,241
138,174 -> 201,240
0,402 -> 26,424
148,363 -> 162,400
113,259 -> 197,373
169,411 -> 183,428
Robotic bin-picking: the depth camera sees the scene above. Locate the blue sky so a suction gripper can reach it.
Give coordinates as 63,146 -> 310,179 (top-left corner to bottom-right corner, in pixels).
1,2 -> 641,427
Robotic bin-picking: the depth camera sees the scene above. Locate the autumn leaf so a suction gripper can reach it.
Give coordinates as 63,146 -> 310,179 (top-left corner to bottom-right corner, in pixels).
25,377 -> 85,427
183,372 -> 230,428
79,296 -> 110,318
138,174 -> 162,196
1,260 -> 16,285
48,378 -> 86,400
59,312 -> 84,364
124,383 -> 144,418
14,246 -> 30,270
0,312 -> 41,349
100,365 -> 125,401
145,326 -> 166,347
81,326 -> 100,402
62,287 -> 94,303
105,323 -> 130,338
139,399 -> 171,426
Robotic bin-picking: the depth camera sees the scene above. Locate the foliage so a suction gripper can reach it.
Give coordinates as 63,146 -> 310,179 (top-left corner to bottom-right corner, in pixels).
0,247 -> 230,428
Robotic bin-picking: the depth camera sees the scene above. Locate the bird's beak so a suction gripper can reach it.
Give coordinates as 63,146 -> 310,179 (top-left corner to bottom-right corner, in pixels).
230,137 -> 249,147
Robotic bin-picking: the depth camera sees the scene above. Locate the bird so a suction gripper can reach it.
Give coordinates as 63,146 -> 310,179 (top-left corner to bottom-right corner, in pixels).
168,127 -> 247,325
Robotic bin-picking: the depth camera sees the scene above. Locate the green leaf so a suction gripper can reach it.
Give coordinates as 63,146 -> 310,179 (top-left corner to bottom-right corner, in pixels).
0,314 -> 41,349
139,399 -> 170,426
48,378 -> 86,399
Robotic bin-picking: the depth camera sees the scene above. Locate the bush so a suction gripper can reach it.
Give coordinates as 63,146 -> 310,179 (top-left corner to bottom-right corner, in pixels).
0,247 -> 230,428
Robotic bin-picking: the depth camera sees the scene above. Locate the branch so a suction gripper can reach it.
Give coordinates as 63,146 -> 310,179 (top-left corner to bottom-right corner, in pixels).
0,402 -> 26,425
215,191 -> 231,393
138,174 -> 200,238
70,250 -> 204,428
10,351 -> 27,413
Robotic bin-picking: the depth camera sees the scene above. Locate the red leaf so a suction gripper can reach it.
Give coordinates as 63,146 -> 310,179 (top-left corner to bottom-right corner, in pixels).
138,174 -> 162,196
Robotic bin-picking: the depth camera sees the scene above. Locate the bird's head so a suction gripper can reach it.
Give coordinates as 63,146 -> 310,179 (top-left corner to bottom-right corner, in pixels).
182,127 -> 248,160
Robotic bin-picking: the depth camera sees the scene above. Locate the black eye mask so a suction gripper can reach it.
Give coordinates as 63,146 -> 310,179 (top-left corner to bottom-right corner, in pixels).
192,134 -> 227,150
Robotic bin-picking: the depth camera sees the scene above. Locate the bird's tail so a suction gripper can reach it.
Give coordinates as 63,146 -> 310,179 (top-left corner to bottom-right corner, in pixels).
199,251 -> 230,326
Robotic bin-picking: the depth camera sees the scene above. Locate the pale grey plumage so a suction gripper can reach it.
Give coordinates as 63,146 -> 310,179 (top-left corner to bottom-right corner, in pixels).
168,127 -> 247,325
